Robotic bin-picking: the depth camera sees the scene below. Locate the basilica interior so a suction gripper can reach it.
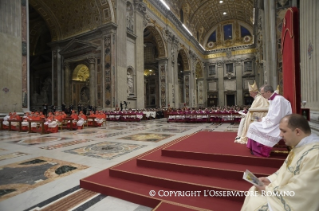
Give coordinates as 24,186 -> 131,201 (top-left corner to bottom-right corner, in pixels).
0,0 -> 319,210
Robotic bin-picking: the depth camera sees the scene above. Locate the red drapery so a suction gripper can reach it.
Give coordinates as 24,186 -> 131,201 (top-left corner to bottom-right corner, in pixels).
281,7 -> 301,114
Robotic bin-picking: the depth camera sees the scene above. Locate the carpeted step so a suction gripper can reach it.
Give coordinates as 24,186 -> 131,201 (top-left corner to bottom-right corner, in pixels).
81,169 -> 244,211
161,131 -> 286,168
110,158 -> 251,193
137,149 -> 277,177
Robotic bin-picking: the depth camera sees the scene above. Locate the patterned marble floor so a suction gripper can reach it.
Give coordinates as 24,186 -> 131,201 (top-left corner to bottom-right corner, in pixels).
0,119 -> 234,211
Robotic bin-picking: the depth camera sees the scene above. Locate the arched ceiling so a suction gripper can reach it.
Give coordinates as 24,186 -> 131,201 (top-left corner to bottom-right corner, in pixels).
29,0 -> 114,41
166,0 -> 254,41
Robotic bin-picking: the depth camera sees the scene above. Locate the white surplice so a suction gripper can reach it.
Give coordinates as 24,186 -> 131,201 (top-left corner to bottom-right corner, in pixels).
241,134 -> 319,211
246,93 -> 292,147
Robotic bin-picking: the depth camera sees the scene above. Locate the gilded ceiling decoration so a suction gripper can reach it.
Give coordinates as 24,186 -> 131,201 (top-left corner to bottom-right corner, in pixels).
166,0 -> 254,43
29,0 -> 114,41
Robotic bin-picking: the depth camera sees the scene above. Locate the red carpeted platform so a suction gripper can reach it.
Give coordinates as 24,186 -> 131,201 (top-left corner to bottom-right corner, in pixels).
81,131 -> 287,210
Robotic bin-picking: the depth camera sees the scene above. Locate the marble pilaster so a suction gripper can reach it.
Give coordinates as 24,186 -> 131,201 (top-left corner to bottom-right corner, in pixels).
88,58 -> 96,106
64,62 -> 71,106
300,0 -> 319,125
134,2 -> 145,109
217,62 -> 225,107
235,60 -> 243,106
183,70 -> 191,106
158,59 -> 168,108
0,0 -> 22,112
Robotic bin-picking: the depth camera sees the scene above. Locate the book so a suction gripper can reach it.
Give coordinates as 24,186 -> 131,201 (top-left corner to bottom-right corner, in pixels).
243,170 -> 264,186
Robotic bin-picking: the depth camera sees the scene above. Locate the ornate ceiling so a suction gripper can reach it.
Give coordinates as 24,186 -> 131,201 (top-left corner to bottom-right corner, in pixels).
165,0 -> 254,42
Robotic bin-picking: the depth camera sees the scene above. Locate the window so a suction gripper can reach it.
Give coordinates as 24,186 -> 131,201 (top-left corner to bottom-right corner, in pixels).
223,24 -> 232,40
244,61 -> 252,72
208,31 -> 216,43
226,63 -> 233,73
240,26 -> 251,37
208,65 -> 216,76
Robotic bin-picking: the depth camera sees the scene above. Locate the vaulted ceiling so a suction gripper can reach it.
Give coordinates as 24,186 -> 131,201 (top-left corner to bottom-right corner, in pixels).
166,0 -> 254,40
29,0 -> 115,41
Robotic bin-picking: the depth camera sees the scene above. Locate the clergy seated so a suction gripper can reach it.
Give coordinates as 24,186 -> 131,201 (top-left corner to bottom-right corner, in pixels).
241,114 -> 319,211
246,85 -> 292,157
235,81 -> 269,145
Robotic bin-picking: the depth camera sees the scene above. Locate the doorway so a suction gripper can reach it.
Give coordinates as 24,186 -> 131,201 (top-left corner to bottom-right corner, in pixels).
226,94 -> 235,106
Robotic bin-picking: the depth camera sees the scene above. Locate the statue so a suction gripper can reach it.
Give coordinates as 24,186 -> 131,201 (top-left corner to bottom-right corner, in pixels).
127,71 -> 134,95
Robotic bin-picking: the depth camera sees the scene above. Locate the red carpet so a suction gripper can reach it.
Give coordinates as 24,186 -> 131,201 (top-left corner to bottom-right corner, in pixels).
81,131 -> 287,210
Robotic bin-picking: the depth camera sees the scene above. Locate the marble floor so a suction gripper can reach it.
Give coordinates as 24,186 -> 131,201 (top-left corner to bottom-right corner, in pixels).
0,120 -> 237,211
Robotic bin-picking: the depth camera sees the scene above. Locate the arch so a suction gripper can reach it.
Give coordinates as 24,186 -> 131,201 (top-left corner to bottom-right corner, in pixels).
178,48 -> 190,71
29,0 -> 62,41
72,64 -> 90,82
144,25 -> 167,58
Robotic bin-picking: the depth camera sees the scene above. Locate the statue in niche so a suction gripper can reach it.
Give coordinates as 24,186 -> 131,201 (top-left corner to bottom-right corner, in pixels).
127,70 -> 134,95
126,3 -> 134,31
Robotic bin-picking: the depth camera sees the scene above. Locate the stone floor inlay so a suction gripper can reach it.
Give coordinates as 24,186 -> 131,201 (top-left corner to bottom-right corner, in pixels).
64,141 -> 146,160
0,152 -> 28,161
40,139 -> 96,150
0,156 -> 88,202
149,127 -> 191,133
119,133 -> 173,142
0,133 -> 41,141
12,136 -> 70,145
95,131 -> 132,138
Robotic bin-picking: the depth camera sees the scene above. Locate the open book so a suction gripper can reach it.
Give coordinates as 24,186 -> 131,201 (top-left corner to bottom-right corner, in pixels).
243,170 -> 264,186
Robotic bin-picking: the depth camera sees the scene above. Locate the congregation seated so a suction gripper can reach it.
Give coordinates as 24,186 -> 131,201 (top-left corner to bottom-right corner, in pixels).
166,106 -> 245,123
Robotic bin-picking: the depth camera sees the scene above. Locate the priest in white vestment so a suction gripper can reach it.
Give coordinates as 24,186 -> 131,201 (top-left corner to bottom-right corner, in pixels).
235,81 -> 269,144
241,114 -> 319,211
246,85 -> 292,157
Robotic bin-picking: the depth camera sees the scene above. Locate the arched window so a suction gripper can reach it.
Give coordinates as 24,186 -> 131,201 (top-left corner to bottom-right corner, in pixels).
240,26 -> 251,37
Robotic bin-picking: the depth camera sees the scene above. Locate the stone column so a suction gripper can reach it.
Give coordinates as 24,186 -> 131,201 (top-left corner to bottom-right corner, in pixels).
88,58 -> 96,106
236,60 -> 243,106
64,62 -> 70,106
269,0 -> 277,87
217,62 -> 225,106
263,0 -> 277,86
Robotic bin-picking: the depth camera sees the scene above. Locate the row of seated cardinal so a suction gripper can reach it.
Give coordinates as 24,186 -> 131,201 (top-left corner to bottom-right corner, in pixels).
1,110 -> 107,133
